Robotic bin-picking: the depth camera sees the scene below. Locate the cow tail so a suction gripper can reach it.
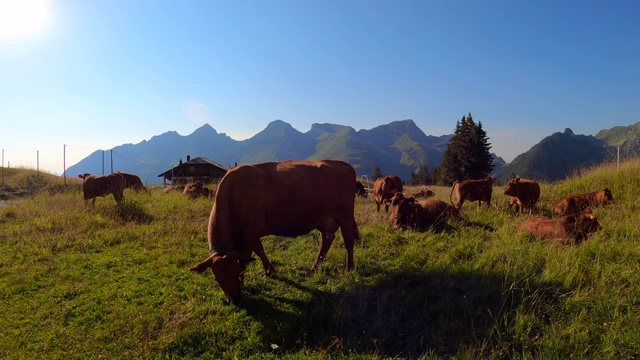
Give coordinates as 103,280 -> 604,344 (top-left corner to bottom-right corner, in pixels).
353,219 -> 361,241
449,182 -> 457,206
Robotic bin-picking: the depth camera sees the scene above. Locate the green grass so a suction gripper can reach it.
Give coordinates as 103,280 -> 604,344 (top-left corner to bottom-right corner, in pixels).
1,160 -> 640,359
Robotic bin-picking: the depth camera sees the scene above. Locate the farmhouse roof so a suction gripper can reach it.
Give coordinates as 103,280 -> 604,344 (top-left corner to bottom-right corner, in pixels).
157,156 -> 228,178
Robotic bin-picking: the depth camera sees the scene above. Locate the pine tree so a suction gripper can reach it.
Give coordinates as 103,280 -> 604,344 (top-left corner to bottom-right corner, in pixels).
372,166 -> 383,180
439,113 -> 494,185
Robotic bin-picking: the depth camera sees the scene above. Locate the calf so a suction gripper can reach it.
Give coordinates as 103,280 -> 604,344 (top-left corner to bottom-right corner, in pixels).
552,188 -> 615,215
390,193 -> 461,230
449,177 -> 495,210
516,207 -> 602,245
503,177 -> 540,216
372,175 -> 403,212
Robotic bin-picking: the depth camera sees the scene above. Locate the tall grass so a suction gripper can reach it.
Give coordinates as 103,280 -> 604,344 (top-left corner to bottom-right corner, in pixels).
1,160 -> 639,359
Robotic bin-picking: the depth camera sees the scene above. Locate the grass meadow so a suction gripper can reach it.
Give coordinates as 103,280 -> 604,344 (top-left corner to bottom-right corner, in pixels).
1,160 -> 640,359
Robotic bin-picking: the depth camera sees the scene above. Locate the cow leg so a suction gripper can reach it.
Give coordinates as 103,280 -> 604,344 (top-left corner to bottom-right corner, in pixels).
253,240 -> 275,278
311,217 -> 340,272
340,219 -> 357,271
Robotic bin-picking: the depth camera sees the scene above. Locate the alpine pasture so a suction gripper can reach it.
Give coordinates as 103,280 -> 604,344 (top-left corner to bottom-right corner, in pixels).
1,160 -> 639,359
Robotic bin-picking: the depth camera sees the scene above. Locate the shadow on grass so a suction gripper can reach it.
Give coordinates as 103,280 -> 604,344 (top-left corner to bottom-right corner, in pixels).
111,200 -> 154,224
236,269 -> 564,358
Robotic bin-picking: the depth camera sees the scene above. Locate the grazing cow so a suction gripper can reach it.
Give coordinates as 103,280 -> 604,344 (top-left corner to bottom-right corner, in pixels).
389,192 -> 461,230
552,188 -> 615,215
116,171 -> 145,191
355,181 -> 368,198
189,160 -> 360,303
503,178 -> 540,216
372,175 -> 403,212
183,180 -> 212,198
449,177 -> 495,210
78,173 -> 126,206
516,207 -> 602,245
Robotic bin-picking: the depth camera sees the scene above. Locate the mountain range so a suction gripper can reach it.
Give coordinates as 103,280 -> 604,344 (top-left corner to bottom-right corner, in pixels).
66,120 -> 639,185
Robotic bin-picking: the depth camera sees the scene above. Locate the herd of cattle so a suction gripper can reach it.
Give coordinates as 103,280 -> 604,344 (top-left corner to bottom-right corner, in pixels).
370,175 -> 613,246
77,160 -> 615,303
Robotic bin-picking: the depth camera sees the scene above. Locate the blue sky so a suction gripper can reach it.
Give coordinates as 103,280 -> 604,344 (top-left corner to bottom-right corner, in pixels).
1,0 -> 638,175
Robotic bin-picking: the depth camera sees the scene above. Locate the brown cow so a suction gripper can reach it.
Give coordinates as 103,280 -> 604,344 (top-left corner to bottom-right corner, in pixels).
516,207 -> 602,245
162,185 -> 185,193
552,188 -> 615,215
372,175 -> 403,212
78,173 -> 125,206
449,177 -> 495,210
116,171 -> 145,191
389,193 -> 461,230
183,180 -> 211,198
503,177 -> 540,216
404,186 -> 435,199
189,160 -> 360,303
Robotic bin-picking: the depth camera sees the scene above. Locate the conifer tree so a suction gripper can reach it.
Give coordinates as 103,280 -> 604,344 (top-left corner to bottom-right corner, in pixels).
372,165 -> 383,180
439,113 -> 494,185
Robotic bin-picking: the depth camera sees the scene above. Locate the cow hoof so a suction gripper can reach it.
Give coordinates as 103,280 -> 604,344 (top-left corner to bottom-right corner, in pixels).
264,266 -> 275,278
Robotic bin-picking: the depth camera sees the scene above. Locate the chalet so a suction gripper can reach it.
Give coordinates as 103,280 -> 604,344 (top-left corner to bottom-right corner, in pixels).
158,155 -> 228,185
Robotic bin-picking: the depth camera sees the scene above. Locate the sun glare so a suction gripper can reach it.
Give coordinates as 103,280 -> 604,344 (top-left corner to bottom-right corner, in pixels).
0,0 -> 52,40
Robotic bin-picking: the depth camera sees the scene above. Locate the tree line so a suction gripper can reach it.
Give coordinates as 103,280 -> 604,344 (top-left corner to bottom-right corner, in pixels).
372,113 -> 494,186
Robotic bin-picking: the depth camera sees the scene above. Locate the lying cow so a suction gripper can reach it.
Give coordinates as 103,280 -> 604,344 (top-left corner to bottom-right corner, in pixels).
552,188 -> 615,215
503,177 -> 540,216
516,207 -> 602,245
449,177 -> 495,210
389,192 -> 461,230
372,175 -> 403,212
162,185 -> 185,194
78,173 -> 125,206
116,171 -> 145,191
189,160 -> 360,303
403,186 -> 435,199
183,180 -> 212,199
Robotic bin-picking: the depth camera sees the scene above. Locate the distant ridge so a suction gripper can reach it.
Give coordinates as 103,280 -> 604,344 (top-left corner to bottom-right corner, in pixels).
66,120 -> 457,185
494,128 -> 615,182
66,120 -> 635,185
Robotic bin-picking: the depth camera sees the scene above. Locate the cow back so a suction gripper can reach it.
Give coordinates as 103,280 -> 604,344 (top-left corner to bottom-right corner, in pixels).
210,160 -> 357,244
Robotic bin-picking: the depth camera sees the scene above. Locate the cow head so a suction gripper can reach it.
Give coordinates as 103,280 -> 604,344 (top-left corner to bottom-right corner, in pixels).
601,188 -> 615,205
575,207 -> 602,235
78,173 -> 92,182
189,251 -> 255,303
502,178 -> 520,196
390,192 -> 415,229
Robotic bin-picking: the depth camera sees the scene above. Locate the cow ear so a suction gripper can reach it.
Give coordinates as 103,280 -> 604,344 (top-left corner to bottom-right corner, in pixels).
407,197 -> 416,203
189,254 -> 218,274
